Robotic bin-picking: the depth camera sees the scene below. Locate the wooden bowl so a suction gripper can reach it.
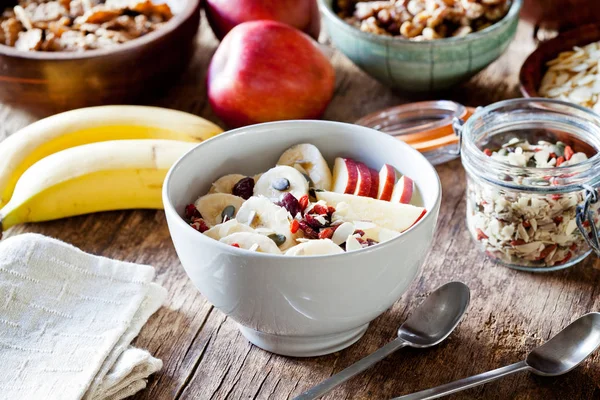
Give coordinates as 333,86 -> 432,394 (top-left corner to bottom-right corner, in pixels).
520,24 -> 600,98
521,0 -> 600,31
0,0 -> 201,113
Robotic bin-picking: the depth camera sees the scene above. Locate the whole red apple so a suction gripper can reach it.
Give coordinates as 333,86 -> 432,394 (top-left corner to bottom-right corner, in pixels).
205,0 -> 320,40
207,21 -> 336,129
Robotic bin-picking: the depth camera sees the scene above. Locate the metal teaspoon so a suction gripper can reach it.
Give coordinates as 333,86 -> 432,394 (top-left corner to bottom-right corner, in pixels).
294,281 -> 471,400
393,312 -> 600,400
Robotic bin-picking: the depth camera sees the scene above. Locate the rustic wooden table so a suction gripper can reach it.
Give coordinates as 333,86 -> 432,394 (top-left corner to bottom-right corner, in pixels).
3,15 -> 600,400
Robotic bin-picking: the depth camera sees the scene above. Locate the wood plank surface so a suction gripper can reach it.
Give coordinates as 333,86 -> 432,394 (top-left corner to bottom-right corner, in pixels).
3,13 -> 600,400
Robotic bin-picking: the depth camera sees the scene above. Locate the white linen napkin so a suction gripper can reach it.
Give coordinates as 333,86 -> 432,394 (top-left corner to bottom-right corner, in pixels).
0,233 -> 166,400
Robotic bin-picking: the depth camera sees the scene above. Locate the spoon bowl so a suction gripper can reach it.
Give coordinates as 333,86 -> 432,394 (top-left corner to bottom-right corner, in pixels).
394,312 -> 600,400
527,312 -> 600,376
398,282 -> 471,347
294,282 -> 470,400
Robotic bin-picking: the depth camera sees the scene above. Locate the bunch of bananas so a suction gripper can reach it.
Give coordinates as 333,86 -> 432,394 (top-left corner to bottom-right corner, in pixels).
0,106 -> 223,233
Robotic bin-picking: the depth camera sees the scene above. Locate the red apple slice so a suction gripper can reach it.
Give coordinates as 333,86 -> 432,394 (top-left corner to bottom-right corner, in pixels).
354,162 -> 372,197
377,164 -> 397,201
368,168 -> 379,198
391,176 -> 414,204
332,158 -> 359,194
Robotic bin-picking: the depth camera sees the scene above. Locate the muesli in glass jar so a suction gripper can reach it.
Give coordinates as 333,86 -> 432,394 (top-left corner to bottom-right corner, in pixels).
458,99 -> 600,271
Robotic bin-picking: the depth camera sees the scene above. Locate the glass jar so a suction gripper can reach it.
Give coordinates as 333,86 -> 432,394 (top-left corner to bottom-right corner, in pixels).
355,100 -> 474,165
458,98 -> 600,271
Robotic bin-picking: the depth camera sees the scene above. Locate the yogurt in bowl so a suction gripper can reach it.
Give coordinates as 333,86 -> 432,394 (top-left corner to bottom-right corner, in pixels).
163,120 -> 441,357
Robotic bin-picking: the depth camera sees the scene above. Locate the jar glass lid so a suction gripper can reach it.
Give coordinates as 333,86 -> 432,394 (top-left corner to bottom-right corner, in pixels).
355,100 -> 474,165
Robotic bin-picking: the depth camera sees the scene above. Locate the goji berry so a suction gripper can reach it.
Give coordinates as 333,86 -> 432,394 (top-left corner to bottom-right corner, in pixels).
551,194 -> 561,201
536,244 -> 557,260
522,221 -> 531,228
553,216 -> 563,224
312,204 -> 329,215
353,229 -> 365,237
510,239 -> 526,246
476,228 -> 488,240
298,195 -> 309,211
483,148 -> 492,156
318,228 -> 334,239
570,243 -> 578,251
556,156 -> 565,167
290,219 -> 300,234
564,145 -> 574,161
558,252 -> 572,264
231,243 -> 240,248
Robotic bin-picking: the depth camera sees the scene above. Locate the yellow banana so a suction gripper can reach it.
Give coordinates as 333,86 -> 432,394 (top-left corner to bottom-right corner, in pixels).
0,139 -> 195,232
0,106 -> 222,207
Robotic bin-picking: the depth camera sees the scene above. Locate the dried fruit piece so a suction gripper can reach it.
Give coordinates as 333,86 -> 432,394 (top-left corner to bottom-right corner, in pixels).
279,192 -> 301,217
232,177 -> 254,200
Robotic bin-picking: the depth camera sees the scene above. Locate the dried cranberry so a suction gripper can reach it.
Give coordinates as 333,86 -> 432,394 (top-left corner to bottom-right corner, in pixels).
318,228 -> 334,239
365,238 -> 378,247
298,221 -> 319,239
232,177 -> 255,200
553,216 -> 563,225
185,204 -> 201,220
280,192 -> 301,216
327,206 -> 336,216
304,214 -> 324,229
353,229 -> 365,237
190,218 -> 209,233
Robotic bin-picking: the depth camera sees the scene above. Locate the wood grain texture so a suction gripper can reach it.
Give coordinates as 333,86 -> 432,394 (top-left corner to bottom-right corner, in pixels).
2,15 -> 600,400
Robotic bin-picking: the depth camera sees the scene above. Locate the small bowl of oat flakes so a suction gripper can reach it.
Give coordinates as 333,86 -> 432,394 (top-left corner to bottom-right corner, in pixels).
318,0 -> 522,91
0,0 -> 201,112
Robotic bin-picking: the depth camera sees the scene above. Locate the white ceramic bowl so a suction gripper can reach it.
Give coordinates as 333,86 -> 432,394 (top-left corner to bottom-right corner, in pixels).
163,120 -> 442,357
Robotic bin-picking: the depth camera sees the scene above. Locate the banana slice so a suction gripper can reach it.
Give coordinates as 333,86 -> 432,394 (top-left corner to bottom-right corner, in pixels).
220,232 -> 282,254
194,193 -> 245,226
253,166 -> 309,202
284,239 -> 344,256
209,174 -> 247,194
204,219 -> 255,240
237,196 -> 296,250
277,143 -> 332,190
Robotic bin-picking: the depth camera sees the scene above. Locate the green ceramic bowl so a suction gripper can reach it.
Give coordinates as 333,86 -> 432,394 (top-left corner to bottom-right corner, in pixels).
319,0 -> 522,91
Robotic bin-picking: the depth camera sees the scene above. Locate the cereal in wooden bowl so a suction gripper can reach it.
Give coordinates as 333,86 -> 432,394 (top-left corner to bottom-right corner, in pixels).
0,0 -> 173,51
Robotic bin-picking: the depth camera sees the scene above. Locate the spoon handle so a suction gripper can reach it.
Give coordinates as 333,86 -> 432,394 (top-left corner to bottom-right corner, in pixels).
294,337 -> 408,400
391,361 -> 530,400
